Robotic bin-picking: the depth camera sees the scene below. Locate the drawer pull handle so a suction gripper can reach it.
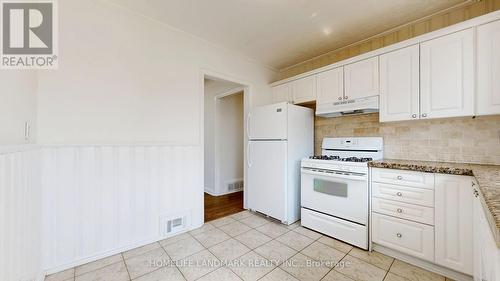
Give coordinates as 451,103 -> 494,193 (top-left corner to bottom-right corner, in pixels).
397,208 -> 403,213
397,176 -> 403,180
473,189 -> 479,198
396,192 -> 403,197
396,233 -> 402,238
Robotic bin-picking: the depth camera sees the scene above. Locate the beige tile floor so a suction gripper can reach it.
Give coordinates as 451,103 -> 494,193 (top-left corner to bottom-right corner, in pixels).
45,211 -> 454,281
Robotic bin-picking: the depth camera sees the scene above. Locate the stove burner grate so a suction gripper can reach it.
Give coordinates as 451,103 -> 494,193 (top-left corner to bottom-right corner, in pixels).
309,155 -> 373,162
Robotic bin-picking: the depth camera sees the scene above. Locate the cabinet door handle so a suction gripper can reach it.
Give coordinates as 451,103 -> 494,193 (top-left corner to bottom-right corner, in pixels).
421,113 -> 427,118
344,96 -> 349,100
397,208 -> 403,213
397,176 -> 403,180
396,233 -> 402,238
338,97 -> 342,100
412,114 -> 417,118
396,192 -> 403,197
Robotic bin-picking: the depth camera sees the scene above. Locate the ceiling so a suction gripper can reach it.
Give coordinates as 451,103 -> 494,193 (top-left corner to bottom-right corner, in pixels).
110,0 -> 468,70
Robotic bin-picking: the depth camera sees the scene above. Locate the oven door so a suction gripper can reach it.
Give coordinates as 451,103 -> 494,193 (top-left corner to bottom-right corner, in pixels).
301,168 -> 368,225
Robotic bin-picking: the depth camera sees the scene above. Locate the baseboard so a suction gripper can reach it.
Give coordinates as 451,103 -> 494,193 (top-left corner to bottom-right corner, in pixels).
372,244 -> 473,281
204,188 -> 243,196
204,188 -> 216,196
43,226 -> 196,276
217,188 -> 243,196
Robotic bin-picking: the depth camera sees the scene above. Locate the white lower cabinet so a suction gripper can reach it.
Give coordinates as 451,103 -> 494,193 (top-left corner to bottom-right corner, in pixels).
372,197 -> 434,225
372,213 -> 434,261
434,174 -> 473,275
372,182 -> 434,207
372,168 -> 436,263
473,183 -> 500,281
371,168 -> 479,278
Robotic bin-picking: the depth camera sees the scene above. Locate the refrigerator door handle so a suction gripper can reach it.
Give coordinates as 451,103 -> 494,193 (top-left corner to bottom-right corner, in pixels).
247,142 -> 252,167
246,112 -> 251,139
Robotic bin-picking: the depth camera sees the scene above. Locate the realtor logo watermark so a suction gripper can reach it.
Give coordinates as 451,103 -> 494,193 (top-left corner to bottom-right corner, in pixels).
1,0 -> 57,69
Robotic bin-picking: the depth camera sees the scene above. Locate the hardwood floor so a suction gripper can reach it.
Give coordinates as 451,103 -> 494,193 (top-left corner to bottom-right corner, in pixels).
204,191 -> 244,222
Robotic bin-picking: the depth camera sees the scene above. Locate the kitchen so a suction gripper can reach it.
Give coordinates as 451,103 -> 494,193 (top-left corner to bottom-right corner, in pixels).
1,1 -> 499,281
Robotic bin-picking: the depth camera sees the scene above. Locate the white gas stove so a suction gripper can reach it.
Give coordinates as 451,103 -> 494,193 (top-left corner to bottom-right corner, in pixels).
300,137 -> 383,250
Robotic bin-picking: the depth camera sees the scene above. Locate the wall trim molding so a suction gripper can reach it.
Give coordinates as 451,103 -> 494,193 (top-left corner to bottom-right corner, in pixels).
200,68 -> 251,210
43,228 -> 195,276
272,9 -> 500,86
279,0 -> 476,73
373,244 -> 472,281
40,145 -> 202,272
0,144 -> 38,154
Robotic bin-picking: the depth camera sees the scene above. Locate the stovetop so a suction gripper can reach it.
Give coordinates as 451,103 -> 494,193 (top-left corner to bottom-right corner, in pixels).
309,155 -> 373,162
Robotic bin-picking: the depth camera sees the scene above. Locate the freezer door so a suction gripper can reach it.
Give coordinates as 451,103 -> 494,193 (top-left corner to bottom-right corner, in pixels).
248,141 -> 287,221
248,102 -> 287,140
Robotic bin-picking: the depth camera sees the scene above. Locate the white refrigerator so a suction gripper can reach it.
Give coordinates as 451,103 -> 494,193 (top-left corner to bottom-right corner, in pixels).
247,102 -> 313,224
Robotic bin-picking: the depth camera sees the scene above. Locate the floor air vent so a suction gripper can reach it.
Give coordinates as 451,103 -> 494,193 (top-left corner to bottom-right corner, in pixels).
227,179 -> 244,191
159,213 -> 190,237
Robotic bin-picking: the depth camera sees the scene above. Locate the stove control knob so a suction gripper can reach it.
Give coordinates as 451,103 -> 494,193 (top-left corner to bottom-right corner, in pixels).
396,233 -> 402,238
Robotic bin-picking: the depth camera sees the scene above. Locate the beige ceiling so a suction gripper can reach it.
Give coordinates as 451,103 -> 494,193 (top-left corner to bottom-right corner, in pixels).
109,0 -> 468,70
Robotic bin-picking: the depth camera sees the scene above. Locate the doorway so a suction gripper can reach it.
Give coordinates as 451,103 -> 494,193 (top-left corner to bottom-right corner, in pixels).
203,76 -> 246,222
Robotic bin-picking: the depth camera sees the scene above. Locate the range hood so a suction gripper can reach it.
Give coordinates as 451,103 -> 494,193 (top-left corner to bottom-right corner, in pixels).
316,95 -> 379,118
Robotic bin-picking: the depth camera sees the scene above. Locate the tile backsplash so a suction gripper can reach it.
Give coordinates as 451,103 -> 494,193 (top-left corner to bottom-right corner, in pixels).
315,113 -> 500,165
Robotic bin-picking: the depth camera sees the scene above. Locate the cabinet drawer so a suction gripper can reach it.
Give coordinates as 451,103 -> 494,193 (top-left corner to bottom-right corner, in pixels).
372,182 -> 434,207
372,168 -> 434,189
372,213 -> 434,262
372,198 -> 434,225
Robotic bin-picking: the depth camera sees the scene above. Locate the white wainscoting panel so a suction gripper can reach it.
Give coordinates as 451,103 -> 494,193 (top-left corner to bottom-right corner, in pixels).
41,145 -> 202,273
0,146 -> 42,281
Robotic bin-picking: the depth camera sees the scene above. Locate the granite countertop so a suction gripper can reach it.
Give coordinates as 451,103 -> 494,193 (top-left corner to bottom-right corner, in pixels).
368,159 -> 500,248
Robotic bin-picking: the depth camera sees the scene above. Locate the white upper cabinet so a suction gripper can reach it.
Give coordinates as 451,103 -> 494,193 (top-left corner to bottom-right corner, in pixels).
291,75 -> 317,104
477,20 -> 500,116
316,67 -> 344,105
434,174 -> 473,275
344,57 -> 379,101
420,28 -> 474,119
272,83 -> 292,103
379,45 -> 420,122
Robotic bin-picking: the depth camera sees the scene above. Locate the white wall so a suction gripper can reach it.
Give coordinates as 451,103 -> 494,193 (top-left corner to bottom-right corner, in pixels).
203,79 -> 242,194
37,0 -> 274,144
216,92 -> 244,195
0,71 -> 41,281
0,71 -> 37,145
41,145 -> 199,271
0,148 -> 42,281
32,0 -> 275,273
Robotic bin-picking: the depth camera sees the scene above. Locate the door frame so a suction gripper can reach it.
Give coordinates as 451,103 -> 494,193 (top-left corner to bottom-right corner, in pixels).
199,68 -> 252,221
213,87 -> 245,196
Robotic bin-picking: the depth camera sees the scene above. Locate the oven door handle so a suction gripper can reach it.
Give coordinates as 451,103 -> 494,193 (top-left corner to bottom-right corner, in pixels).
301,169 -> 367,181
